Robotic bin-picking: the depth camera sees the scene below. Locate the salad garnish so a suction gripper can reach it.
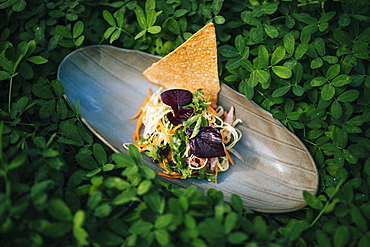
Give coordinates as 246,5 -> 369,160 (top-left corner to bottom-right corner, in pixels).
127,88 -> 242,182
161,89 -> 193,125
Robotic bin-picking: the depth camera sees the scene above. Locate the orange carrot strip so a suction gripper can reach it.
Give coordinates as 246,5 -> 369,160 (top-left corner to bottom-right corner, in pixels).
133,111 -> 144,142
134,142 -> 148,147
208,106 -> 219,116
215,166 -> 218,184
153,137 -> 164,146
199,157 -> 204,167
159,160 -> 167,170
169,172 -> 181,176
127,88 -> 152,120
159,120 -> 170,143
225,149 -> 235,166
169,124 -> 183,134
133,141 -> 149,153
158,173 -> 182,179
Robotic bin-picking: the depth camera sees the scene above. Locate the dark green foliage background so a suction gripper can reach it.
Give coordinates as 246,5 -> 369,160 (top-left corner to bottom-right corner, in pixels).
1,0 -> 370,246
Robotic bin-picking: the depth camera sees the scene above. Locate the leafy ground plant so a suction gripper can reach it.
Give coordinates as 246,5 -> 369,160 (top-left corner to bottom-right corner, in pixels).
1,0 -> 370,246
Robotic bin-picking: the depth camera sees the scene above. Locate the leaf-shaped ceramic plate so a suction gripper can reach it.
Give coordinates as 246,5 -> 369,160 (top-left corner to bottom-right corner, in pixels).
57,45 -> 318,213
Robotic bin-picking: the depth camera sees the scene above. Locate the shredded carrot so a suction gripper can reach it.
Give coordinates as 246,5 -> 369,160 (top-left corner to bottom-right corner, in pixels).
225,149 -> 235,166
158,173 -> 182,179
133,141 -> 148,152
158,159 -> 170,173
127,88 -> 152,120
158,120 -> 170,143
169,124 -> 183,134
152,137 -> 163,146
208,106 -> 219,116
215,166 -> 218,184
133,111 -> 145,142
199,158 -> 204,168
134,142 -> 148,147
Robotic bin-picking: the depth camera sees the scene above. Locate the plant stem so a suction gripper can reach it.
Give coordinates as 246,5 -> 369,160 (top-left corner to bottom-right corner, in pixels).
0,121 -> 3,163
8,77 -> 13,113
310,179 -> 344,227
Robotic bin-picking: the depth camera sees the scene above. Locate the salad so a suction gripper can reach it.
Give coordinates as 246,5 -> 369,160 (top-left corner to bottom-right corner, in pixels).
129,88 -> 242,182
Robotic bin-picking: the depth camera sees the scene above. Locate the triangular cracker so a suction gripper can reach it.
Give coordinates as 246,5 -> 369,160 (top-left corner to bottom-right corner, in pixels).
142,22 -> 220,106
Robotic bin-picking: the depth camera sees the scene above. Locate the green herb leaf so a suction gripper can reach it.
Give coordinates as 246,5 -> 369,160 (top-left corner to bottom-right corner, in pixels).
103,26 -> 115,40
19,61 -> 33,79
110,30 -> 121,43
303,191 -> 323,210
272,66 -> 292,79
264,24 -> 279,39
325,64 -> 340,80
137,180 -> 152,195
310,77 -> 327,87
332,75 -> 352,87
294,43 -> 309,60
74,35 -> 84,47
334,226 -> 350,247
272,85 -> 291,97
39,99 -> 56,119
103,10 -> 116,27
261,1 -> 278,14
8,154 -> 26,170
134,5 -> 147,29
73,210 -> 89,246
271,46 -> 286,65
76,152 -> 99,170
130,220 -> 153,235
256,69 -> 270,84
321,84 -> 335,101
51,79 -> 64,97
56,25 -> 73,39
337,89 -> 359,102
93,143 -> 107,166
165,18 -> 180,34
155,213 -> 174,229
73,21 -> 84,38
257,46 -> 269,68
284,33 -> 295,56
241,11 -> 261,26
48,198 -> 73,221
128,144 -> 142,165
219,45 -> 238,57
310,57 -> 323,69
27,56 -> 48,64
146,9 -> 157,27
0,70 -> 10,80
148,26 -> 161,34
331,100 -> 342,119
